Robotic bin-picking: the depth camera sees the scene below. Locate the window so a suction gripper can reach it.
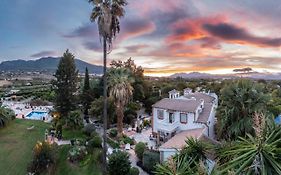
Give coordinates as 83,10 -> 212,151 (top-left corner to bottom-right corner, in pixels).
180,113 -> 188,124
157,110 -> 164,120
169,113 -> 175,123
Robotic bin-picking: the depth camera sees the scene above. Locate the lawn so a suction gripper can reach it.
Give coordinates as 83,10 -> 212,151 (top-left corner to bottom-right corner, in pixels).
0,119 -> 102,175
0,119 -> 50,175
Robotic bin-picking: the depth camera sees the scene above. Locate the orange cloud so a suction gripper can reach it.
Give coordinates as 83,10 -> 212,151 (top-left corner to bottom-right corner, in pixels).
165,16 -> 227,43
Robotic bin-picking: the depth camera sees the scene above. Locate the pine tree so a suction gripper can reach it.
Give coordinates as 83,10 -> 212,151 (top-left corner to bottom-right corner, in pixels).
53,50 -> 78,122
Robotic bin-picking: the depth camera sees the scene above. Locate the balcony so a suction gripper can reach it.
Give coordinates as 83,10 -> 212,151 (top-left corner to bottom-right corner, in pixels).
156,119 -> 179,132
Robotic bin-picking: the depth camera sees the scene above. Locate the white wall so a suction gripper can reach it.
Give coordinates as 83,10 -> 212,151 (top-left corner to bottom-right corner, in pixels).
207,105 -> 216,139
159,149 -> 177,162
153,107 -> 205,133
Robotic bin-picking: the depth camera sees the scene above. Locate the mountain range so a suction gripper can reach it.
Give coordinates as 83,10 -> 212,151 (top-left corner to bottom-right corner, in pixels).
170,72 -> 281,80
0,57 -> 103,74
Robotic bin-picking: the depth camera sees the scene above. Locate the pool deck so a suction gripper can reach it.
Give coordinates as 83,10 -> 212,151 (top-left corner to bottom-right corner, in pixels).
1,100 -> 53,121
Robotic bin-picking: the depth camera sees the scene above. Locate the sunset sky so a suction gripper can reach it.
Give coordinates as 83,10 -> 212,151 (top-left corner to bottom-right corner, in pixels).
1,0 -> 281,76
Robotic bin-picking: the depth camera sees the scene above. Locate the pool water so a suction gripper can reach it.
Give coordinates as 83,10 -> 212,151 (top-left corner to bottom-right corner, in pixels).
26,111 -> 48,120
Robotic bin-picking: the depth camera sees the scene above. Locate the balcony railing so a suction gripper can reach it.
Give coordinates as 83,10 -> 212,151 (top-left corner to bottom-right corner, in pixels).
157,119 -> 179,132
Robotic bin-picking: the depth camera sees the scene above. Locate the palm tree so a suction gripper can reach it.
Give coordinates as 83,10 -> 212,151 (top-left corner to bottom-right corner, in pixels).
218,113 -> 281,174
108,67 -> 134,137
217,79 -> 269,140
88,0 -> 127,172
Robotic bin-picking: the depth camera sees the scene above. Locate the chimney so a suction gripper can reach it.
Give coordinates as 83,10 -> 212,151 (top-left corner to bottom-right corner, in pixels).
200,99 -> 204,109
168,89 -> 180,99
183,88 -> 192,96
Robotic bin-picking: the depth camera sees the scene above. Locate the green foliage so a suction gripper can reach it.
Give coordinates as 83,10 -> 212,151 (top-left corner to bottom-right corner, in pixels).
129,167 -> 140,175
66,110 -> 83,130
90,97 -> 116,124
154,138 -> 214,175
111,58 -> 146,102
120,135 -> 134,145
218,126 -> 281,174
27,141 -> 57,174
81,67 -> 94,115
217,79 -> 269,140
108,67 -> 134,137
124,102 -> 141,125
268,88 -> 281,116
108,150 -> 131,175
142,150 -> 160,173
107,137 -> 120,149
89,0 -> 127,45
32,89 -> 55,102
0,106 -> 15,128
135,142 -> 146,161
154,154 -> 198,175
83,123 -> 96,136
143,96 -> 161,114
68,145 -> 88,163
178,137 -> 209,163
53,49 -> 78,118
87,136 -> 102,151
109,128 -> 118,138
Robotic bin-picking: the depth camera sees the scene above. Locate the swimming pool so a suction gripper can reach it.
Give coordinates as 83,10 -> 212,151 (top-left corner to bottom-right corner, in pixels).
26,111 -> 48,120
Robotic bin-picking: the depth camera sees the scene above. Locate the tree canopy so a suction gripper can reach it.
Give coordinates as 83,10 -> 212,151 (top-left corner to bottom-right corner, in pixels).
53,50 -> 78,118
217,79 -> 269,140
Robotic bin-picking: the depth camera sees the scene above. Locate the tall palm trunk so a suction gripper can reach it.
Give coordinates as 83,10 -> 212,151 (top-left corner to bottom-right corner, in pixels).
102,37 -> 108,174
116,102 -> 124,138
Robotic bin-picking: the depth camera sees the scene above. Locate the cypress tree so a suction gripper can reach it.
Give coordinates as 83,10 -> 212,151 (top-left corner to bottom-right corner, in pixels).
82,67 -> 92,117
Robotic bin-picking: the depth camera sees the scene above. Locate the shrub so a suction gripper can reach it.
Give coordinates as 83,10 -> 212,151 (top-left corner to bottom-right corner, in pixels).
107,137 -> 120,149
135,142 -> 146,161
108,150 -> 131,175
67,110 -> 83,130
109,128 -> 118,138
68,145 -> 88,163
129,167 -> 140,175
0,107 -> 15,128
142,150 -> 160,173
121,135 -> 134,145
83,124 -> 96,136
27,141 -> 57,174
87,136 -> 102,151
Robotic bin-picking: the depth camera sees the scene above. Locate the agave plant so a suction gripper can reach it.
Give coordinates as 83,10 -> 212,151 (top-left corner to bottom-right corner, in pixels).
154,137 -> 215,175
154,154 -> 197,175
218,113 -> 281,174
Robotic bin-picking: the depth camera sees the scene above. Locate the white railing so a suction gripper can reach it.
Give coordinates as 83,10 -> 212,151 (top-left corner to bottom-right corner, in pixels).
157,119 -> 179,132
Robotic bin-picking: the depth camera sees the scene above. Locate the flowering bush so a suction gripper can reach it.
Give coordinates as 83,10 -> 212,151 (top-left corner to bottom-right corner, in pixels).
27,141 -> 57,174
68,145 -> 88,163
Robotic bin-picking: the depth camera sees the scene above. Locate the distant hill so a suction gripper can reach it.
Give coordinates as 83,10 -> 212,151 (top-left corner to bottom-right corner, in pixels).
170,72 -> 217,79
170,71 -> 281,80
0,57 -> 103,74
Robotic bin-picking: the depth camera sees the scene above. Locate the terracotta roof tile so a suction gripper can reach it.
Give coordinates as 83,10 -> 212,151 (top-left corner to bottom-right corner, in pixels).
196,103 -> 213,124
159,128 -> 206,149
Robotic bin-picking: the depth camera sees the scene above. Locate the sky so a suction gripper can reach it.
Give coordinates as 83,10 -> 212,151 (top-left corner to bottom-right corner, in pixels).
1,0 -> 281,76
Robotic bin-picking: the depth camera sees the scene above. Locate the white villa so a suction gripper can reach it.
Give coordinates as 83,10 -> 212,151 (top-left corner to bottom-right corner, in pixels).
152,88 -> 218,162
